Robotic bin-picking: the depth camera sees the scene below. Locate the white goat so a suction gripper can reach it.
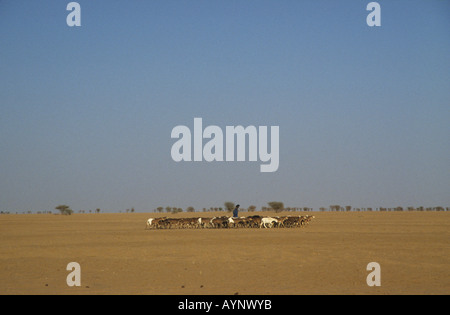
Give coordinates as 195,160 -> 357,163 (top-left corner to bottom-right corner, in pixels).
260,217 -> 278,228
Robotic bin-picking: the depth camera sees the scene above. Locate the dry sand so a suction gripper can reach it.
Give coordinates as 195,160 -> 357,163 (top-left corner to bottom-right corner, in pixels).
0,211 -> 448,295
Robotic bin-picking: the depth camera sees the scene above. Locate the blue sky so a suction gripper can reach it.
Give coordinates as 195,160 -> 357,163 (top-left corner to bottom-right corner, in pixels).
0,0 -> 449,212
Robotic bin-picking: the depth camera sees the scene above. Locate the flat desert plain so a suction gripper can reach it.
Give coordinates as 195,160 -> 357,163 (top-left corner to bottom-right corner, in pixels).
0,211 -> 448,295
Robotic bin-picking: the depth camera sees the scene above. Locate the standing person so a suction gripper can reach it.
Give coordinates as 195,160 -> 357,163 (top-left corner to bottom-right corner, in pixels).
233,204 -> 240,218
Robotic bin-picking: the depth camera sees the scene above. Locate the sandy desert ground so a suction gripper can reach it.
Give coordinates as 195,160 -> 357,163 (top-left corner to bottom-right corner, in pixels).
0,211 -> 448,295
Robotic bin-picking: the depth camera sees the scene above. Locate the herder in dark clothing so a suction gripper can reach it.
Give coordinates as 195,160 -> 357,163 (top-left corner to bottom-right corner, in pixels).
233,204 -> 240,218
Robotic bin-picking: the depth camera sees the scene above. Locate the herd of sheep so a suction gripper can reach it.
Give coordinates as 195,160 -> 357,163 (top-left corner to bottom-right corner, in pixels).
146,215 -> 315,229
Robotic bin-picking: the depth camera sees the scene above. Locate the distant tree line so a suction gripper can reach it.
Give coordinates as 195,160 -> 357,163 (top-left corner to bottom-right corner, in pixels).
2,203 -> 449,215
149,203 -> 450,213
1,205 -> 121,215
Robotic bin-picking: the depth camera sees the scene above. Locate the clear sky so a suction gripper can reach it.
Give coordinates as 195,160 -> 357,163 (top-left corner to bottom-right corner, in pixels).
0,0 -> 449,213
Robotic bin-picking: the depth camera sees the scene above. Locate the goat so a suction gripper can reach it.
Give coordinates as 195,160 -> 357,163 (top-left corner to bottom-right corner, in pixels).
260,217 -> 278,228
